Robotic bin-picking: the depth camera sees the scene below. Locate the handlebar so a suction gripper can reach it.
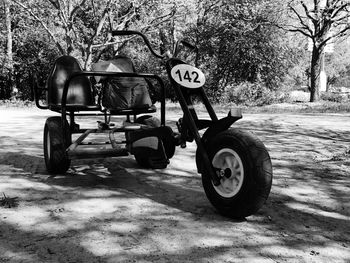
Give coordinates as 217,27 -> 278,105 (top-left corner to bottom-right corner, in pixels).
112,30 -> 198,60
173,39 -> 197,57
178,40 -> 197,51
112,30 -> 165,59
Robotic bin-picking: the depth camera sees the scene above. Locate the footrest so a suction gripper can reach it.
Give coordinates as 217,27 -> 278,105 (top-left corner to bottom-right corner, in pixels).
67,147 -> 128,159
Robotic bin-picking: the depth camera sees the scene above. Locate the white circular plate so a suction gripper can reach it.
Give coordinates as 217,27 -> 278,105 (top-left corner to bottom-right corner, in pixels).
170,64 -> 206,89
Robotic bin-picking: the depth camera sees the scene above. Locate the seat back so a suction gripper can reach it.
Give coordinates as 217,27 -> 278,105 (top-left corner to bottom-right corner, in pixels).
92,56 -> 153,110
47,56 -> 94,106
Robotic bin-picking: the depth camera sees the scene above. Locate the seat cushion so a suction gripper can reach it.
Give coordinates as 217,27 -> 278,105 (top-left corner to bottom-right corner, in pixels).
92,56 -> 153,111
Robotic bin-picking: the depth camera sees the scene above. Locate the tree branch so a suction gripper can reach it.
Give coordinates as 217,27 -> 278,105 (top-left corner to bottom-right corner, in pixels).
70,0 -> 88,21
11,0 -> 65,54
288,3 -> 314,36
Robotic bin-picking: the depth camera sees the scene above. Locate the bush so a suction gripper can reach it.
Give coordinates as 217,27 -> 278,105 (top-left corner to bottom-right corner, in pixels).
289,90 -> 310,102
0,98 -> 34,107
224,81 -> 288,106
321,92 -> 348,103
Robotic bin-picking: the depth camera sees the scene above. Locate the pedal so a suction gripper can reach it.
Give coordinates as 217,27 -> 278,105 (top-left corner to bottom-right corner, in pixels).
97,121 -> 110,130
72,122 -> 80,132
174,133 -> 186,148
176,117 -> 193,143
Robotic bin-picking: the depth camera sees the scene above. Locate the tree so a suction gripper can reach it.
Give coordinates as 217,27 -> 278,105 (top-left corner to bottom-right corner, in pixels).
1,0 -> 16,99
325,37 -> 350,87
11,0 -> 111,66
2,0 -> 178,101
286,0 -> 350,102
186,0 -> 292,101
11,0 -> 176,69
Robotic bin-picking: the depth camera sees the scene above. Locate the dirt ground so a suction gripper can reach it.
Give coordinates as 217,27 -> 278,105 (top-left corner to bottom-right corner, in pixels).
0,107 -> 349,263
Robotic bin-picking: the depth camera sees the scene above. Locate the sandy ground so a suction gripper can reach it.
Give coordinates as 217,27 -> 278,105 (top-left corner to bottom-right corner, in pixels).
0,107 -> 349,263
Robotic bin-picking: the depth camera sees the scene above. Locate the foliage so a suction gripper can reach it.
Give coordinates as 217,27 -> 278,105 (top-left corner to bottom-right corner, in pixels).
14,31 -> 60,100
0,99 -> 34,107
320,91 -> 349,103
186,0 -> 292,102
3,3 -> 60,100
224,81 -> 288,106
2,0 -> 350,107
288,90 -> 310,102
286,0 -> 350,102
325,38 -> 350,87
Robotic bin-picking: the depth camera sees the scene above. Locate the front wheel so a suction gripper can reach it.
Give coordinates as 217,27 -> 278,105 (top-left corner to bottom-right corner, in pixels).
43,116 -> 71,174
199,128 -> 272,219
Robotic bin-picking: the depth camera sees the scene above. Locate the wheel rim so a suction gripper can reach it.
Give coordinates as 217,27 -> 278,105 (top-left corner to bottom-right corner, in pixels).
46,131 -> 51,160
212,148 -> 244,198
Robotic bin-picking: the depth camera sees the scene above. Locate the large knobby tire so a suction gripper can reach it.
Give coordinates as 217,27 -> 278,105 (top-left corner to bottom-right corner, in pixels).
134,154 -> 151,168
43,116 -> 71,174
199,128 -> 272,219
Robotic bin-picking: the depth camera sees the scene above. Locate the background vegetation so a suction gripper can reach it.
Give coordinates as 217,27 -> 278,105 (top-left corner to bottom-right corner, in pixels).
1,0 -> 350,106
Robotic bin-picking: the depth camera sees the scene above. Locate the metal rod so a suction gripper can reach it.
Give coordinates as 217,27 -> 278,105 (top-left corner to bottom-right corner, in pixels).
61,71 -> 167,143
67,129 -> 96,152
199,88 -> 218,122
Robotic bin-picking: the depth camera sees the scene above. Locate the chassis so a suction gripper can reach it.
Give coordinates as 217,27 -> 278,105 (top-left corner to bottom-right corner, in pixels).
33,30 -> 272,219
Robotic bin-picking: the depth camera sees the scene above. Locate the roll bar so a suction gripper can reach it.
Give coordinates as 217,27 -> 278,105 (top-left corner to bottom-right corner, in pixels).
173,40 -> 197,57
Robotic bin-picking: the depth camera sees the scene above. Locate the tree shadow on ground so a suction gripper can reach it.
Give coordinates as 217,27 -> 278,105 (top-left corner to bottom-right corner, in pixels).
0,114 -> 349,262
0,152 -> 221,220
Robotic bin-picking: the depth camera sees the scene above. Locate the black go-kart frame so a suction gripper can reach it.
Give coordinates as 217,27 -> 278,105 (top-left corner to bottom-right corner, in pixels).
33,30 -> 273,219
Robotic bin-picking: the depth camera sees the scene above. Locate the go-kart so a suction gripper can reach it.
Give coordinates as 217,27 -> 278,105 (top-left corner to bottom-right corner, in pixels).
33,30 -> 272,219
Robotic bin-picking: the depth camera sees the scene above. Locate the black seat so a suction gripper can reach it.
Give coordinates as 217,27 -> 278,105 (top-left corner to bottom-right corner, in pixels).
92,56 -> 154,114
47,55 -> 99,111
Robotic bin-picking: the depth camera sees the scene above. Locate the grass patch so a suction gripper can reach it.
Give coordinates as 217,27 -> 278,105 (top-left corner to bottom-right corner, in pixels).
1,99 -> 349,114
247,101 -> 350,114
0,193 -> 18,208
0,99 -> 35,108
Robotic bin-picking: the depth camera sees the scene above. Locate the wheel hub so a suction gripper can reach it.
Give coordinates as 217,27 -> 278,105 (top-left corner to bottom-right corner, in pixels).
212,148 -> 244,198
219,168 -> 231,178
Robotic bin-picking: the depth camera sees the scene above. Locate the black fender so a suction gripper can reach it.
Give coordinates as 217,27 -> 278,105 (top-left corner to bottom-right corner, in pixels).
202,109 -> 242,144
196,109 -> 242,173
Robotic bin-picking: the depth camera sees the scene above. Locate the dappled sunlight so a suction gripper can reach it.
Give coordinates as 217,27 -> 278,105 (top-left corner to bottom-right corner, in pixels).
0,109 -> 349,261
108,222 -> 142,234
286,202 -> 350,221
0,248 -> 39,263
80,231 -> 125,256
3,206 -> 51,229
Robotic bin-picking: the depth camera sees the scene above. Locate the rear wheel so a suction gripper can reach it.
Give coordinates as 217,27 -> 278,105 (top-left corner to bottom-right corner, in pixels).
133,116 -> 159,168
44,117 -> 71,174
133,116 -> 174,169
199,128 -> 272,219
134,154 -> 151,168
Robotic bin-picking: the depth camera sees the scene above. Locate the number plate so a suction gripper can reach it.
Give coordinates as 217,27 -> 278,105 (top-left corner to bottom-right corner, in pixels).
170,64 -> 206,89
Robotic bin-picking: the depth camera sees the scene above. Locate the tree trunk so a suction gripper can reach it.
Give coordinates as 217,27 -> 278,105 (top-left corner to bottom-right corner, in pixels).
3,0 -> 16,99
84,45 -> 93,70
309,46 -> 321,102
